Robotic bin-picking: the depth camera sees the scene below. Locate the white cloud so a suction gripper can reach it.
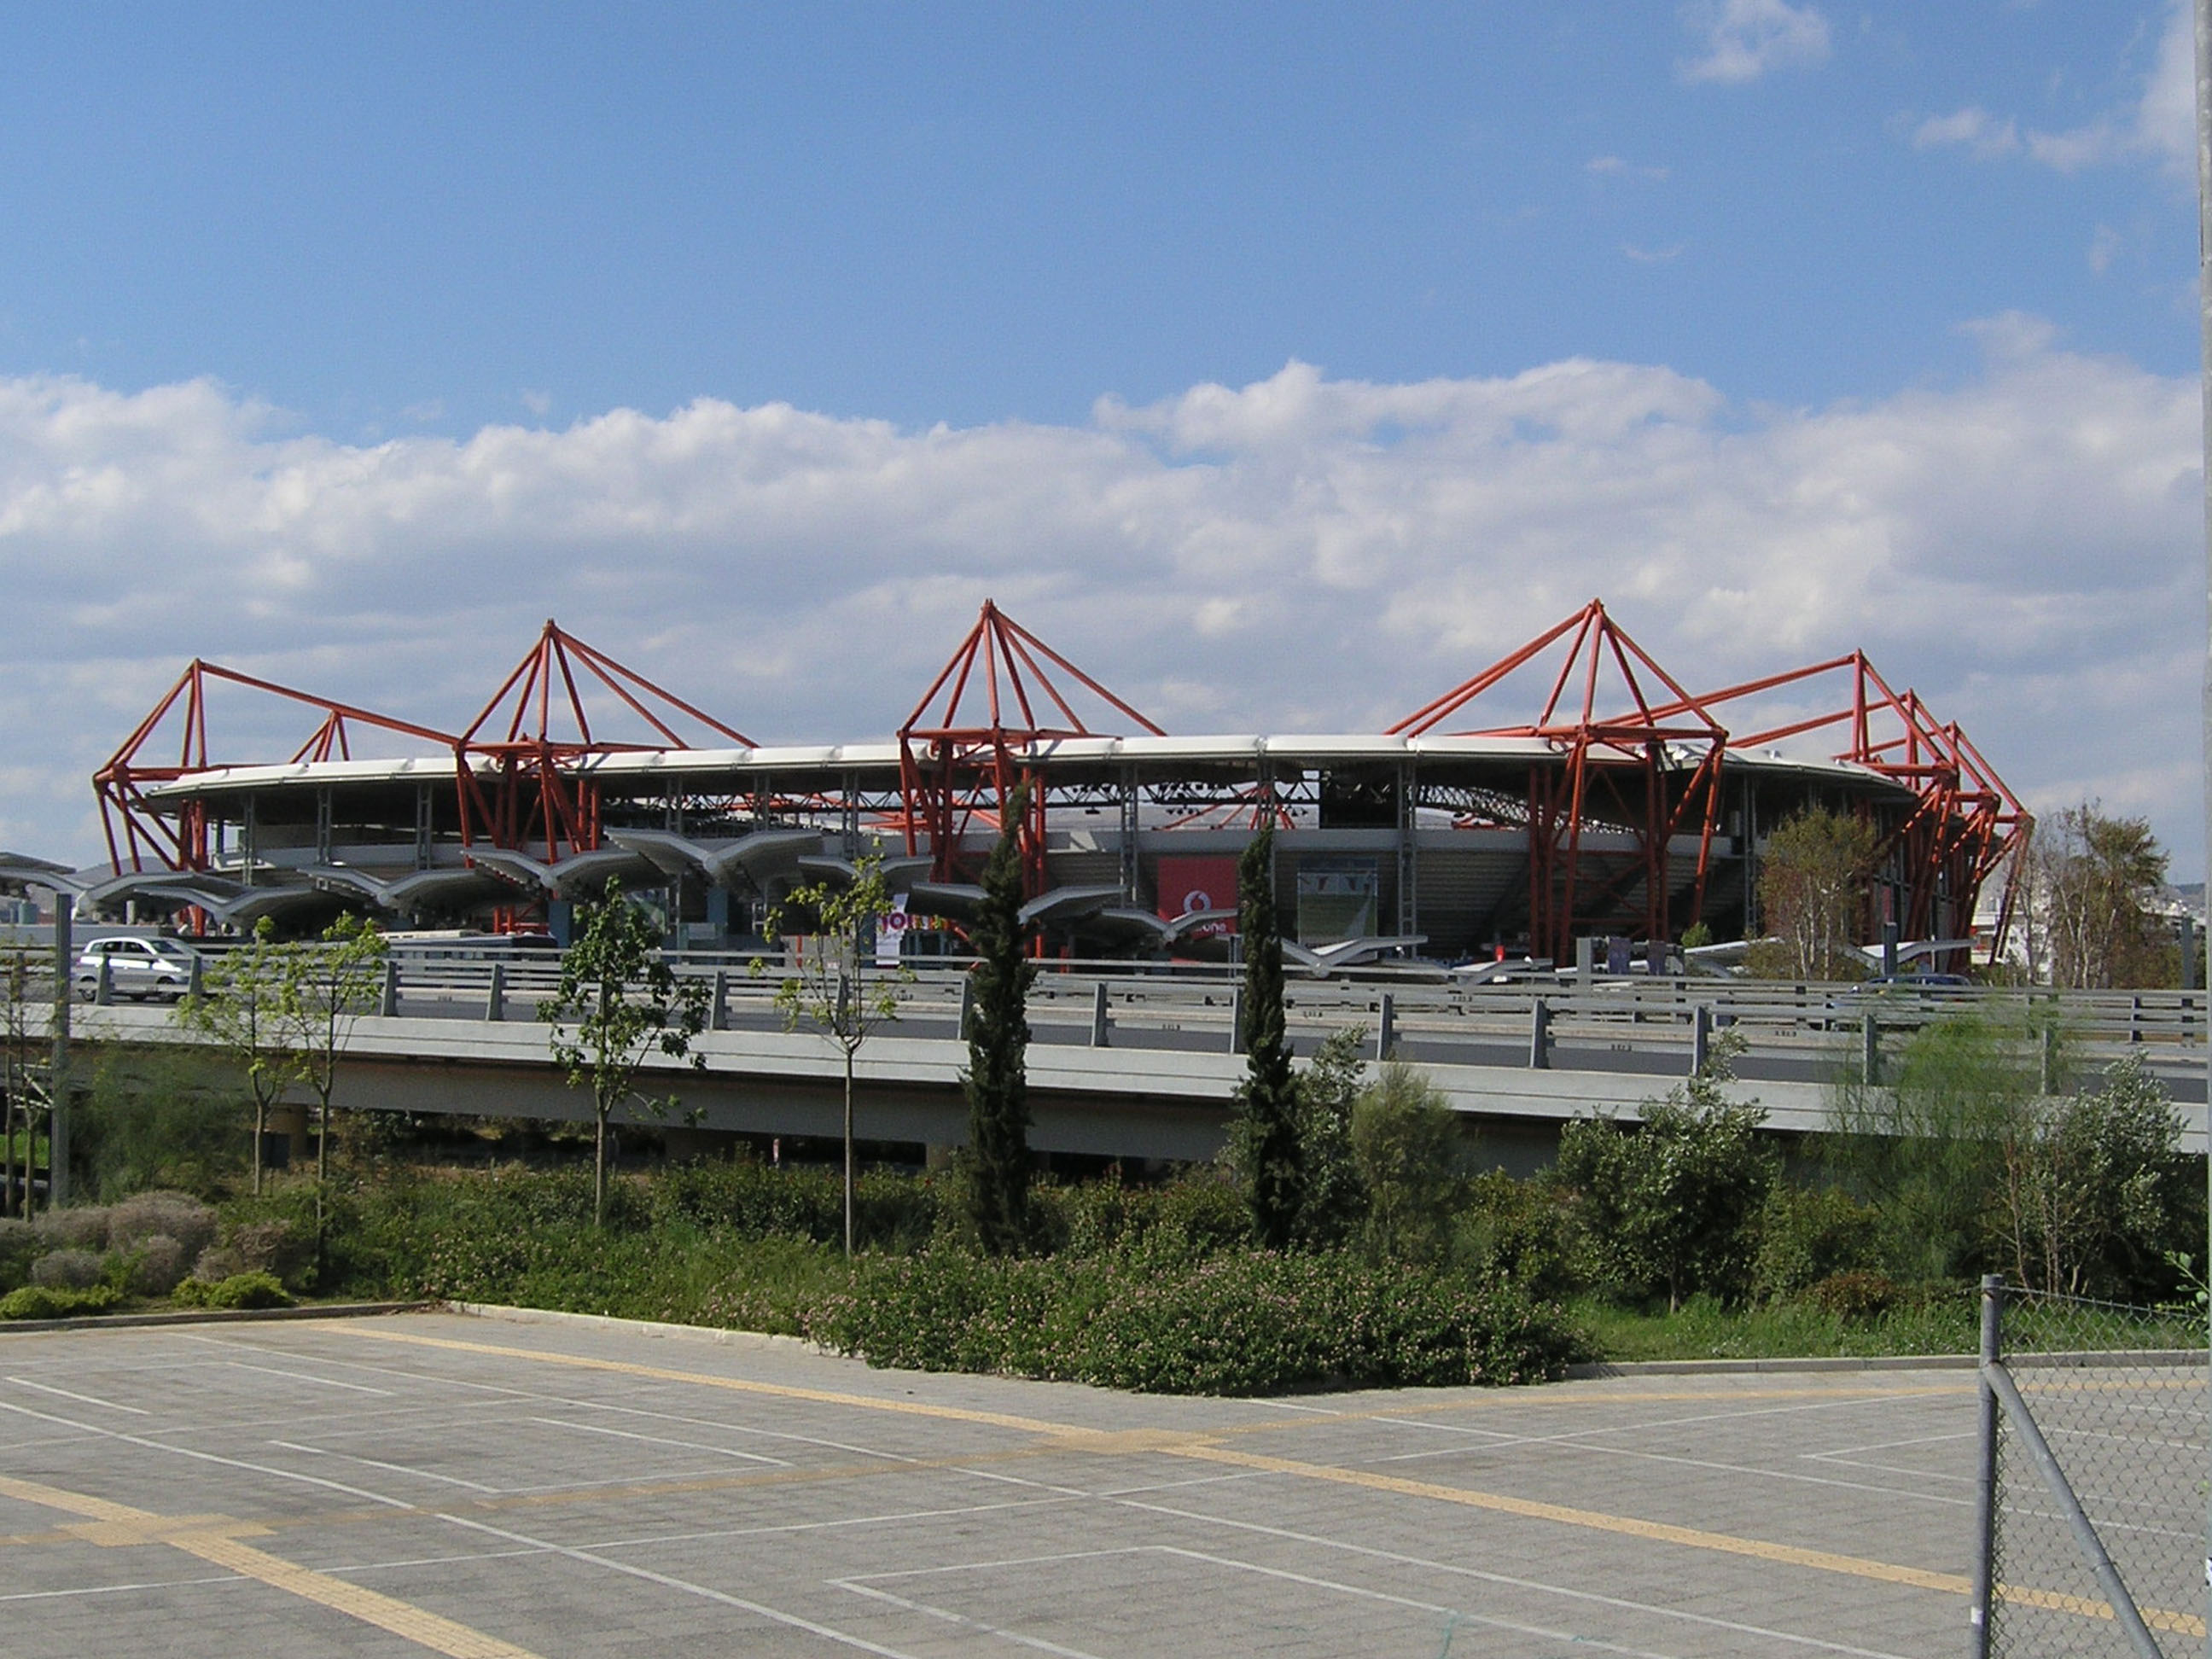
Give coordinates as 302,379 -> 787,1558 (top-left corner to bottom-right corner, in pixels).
1678,0 -> 1831,85
1586,154 -> 1671,182
0,329 -> 2203,875
1912,1 -> 2194,177
1912,107 -> 2020,160
1622,242 -> 1687,264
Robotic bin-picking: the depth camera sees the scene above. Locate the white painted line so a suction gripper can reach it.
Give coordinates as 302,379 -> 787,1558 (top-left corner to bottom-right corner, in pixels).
6,1376 -> 151,1415
1113,1496 -> 1926,1659
835,1581 -> 1112,1659
439,1512 -> 931,1659
268,1441 -> 502,1493
0,1575 -> 246,1604
522,1417 -> 789,1466
0,1400 -> 417,1511
584,1496 -> 1074,1552
219,1360 -> 393,1396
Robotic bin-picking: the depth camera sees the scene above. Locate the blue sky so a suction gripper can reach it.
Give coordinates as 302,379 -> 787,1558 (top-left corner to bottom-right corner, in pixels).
0,1 -> 2205,881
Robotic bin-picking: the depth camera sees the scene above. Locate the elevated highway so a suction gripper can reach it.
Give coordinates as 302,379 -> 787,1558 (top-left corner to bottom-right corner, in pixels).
32,966 -> 2209,1167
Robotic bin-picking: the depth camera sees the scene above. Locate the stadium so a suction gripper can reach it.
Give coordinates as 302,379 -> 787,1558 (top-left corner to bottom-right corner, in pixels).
74,597 -> 2029,968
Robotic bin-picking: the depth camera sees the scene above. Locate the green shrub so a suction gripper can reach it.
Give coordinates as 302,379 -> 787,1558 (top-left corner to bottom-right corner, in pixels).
1454,1171 -> 1576,1300
173,1271 -> 293,1310
0,1283 -> 120,1320
127,1236 -> 191,1296
29,1249 -> 103,1290
1033,1175 -> 1250,1260
805,1247 -> 1586,1394
1557,1053 -> 1775,1310
75,1047 -> 249,1201
1753,1183 -> 1882,1303
1351,1064 -> 1466,1266
0,1218 -> 35,1292
1806,1271 -> 1906,1319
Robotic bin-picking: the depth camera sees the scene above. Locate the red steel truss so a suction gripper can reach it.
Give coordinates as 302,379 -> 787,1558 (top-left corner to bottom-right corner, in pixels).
1646,653 -> 2032,956
898,600 -> 1164,893
1390,599 -> 1728,960
93,661 -> 456,873
455,620 -> 755,862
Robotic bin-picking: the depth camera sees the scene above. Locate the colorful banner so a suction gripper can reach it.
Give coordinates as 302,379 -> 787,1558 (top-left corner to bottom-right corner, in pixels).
1155,855 -> 1239,940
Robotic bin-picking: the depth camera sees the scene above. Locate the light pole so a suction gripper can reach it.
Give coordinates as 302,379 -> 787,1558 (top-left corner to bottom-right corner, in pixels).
2193,3 -> 2212,1646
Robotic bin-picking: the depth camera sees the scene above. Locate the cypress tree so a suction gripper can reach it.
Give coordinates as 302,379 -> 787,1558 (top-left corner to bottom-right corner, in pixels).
963,783 -> 1037,1254
1232,825 -> 1306,1248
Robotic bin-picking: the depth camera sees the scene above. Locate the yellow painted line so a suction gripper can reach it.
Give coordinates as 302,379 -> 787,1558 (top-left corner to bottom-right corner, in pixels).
332,1321 -> 2197,1638
1165,1444 -> 1973,1595
0,1470 -> 544,1659
336,1324 -> 1074,1435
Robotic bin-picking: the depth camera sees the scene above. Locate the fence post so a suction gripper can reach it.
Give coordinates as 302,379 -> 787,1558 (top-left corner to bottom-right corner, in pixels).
1090,981 -> 1110,1048
1375,992 -> 1394,1062
2039,1020 -> 2058,1096
94,956 -> 112,1006
187,953 -> 204,1001
711,969 -> 728,1032
379,958 -> 399,1017
484,962 -> 504,1023
1691,1003 -> 1710,1077
1860,1013 -> 1879,1087
1528,998 -> 1550,1069
1969,1274 -> 2002,1659
1228,986 -> 1244,1055
958,971 -> 975,1044
2128,993 -> 2143,1044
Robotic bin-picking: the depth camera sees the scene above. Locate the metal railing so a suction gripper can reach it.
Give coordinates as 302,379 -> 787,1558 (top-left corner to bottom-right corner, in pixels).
5,947 -> 2207,1090
1970,1277 -> 2209,1656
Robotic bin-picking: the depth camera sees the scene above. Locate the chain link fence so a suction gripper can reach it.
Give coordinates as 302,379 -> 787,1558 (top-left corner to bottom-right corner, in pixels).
1974,1278 -> 2208,1656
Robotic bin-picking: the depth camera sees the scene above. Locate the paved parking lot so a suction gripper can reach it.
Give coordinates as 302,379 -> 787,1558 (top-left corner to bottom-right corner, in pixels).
0,1311 -> 2005,1656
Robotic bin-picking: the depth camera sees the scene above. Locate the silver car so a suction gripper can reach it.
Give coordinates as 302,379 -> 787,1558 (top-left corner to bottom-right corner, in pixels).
73,936 -> 199,1003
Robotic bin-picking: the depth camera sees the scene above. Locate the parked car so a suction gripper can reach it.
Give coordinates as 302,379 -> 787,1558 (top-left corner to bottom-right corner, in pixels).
73,936 -> 200,1003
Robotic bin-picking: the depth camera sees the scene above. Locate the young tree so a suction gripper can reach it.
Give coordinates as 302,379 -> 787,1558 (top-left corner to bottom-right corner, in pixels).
278,912 -> 390,1200
177,917 -> 295,1195
1293,1025 -> 1368,1247
2032,803 -> 2172,989
1228,825 -> 1306,1249
2,946 -> 37,1217
1348,1062 -> 1464,1266
2001,1053 -> 2194,1299
767,853 -> 905,1255
1557,1036 -> 1775,1310
1755,809 -> 1877,980
963,788 -> 1037,1254
543,880 -> 711,1227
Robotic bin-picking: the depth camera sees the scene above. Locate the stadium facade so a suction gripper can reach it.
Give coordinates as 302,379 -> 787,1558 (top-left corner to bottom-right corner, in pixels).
80,599 -> 2029,965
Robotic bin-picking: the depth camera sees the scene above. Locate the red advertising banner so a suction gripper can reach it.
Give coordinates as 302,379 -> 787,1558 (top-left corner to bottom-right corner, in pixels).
1155,855 -> 1240,940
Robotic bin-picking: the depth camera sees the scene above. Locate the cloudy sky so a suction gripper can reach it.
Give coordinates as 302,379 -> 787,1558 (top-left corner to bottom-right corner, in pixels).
1,3 -> 2204,873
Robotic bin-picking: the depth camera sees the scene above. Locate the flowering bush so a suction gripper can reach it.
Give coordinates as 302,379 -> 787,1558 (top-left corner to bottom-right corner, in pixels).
805,1248 -> 1586,1395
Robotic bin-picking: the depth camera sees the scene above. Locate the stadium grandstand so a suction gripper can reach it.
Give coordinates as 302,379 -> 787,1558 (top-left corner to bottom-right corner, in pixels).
70,598 -> 2029,968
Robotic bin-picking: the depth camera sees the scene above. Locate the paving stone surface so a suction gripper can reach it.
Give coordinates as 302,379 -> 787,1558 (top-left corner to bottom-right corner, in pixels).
0,1311 -> 2006,1657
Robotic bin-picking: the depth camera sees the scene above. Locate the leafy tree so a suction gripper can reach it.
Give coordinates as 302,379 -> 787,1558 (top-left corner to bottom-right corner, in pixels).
1556,1036 -> 1776,1310
2028,803 -> 2173,989
76,1046 -> 245,1201
177,917 -> 295,1195
1752,808 -> 1877,980
963,788 -> 1037,1254
1227,826 -> 1304,1249
2000,1054 -> 2196,1299
1348,1062 -> 1464,1266
2,946 -> 38,1217
766,853 -> 905,1255
1293,1026 -> 1368,1247
1825,1012 -> 2034,1283
543,882 -> 710,1227
278,912 -> 390,1201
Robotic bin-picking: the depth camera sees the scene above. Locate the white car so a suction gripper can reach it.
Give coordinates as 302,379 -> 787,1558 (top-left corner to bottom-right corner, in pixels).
73,936 -> 199,1003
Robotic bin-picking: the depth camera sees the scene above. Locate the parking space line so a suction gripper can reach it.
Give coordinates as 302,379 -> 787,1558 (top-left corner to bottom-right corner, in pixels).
0,1472 -> 544,1659
524,1416 -> 790,1465
7,1377 -> 150,1415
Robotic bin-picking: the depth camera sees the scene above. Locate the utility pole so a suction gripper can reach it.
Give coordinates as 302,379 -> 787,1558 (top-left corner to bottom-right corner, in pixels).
2193,2 -> 2212,1644
46,888 -> 70,1208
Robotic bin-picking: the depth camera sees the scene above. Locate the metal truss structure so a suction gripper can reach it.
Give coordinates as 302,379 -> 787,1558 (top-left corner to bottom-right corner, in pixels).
93,660 -> 456,874
455,620 -> 754,863
86,599 -> 2027,963
897,600 -> 1163,891
1389,599 -> 1729,963
1641,651 -> 2033,954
